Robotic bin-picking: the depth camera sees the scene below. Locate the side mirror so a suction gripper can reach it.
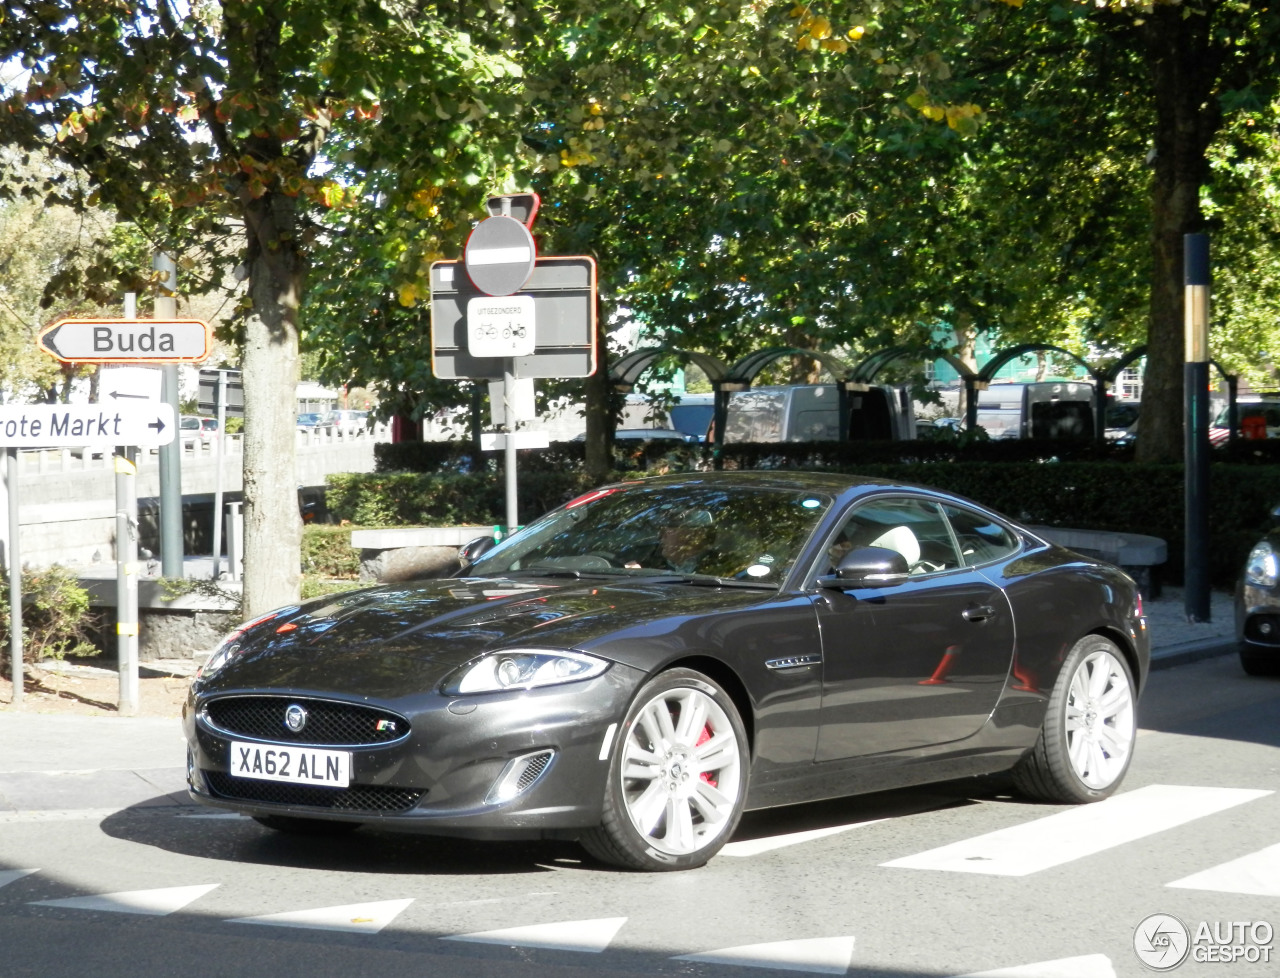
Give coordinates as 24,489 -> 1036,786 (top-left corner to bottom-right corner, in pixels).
820,546 -> 910,589
458,535 -> 496,566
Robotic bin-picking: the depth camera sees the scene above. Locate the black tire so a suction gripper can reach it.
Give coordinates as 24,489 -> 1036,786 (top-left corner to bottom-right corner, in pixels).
580,668 -> 748,871
1240,648 -> 1280,677
1012,634 -> 1137,804
252,814 -> 362,835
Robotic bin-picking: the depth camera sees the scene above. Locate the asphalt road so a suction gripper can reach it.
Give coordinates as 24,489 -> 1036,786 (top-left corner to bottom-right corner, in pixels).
0,653 -> 1276,978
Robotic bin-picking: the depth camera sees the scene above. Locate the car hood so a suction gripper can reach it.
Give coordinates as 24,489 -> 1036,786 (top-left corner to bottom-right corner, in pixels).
196,575 -> 769,699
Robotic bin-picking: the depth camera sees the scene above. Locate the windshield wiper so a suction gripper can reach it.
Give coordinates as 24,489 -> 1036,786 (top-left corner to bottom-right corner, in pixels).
643,574 -> 777,590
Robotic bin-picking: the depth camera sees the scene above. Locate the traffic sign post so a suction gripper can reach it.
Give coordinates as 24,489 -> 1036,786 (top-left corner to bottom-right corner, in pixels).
430,192 -> 598,536
38,319 -> 211,364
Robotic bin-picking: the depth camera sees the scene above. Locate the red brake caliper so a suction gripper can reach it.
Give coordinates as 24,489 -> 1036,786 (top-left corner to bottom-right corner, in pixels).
696,724 -> 716,785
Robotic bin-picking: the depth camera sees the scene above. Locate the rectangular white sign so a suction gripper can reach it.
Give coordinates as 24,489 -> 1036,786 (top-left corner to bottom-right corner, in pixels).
480,431 -> 551,451
467,295 -> 536,358
0,403 -> 177,448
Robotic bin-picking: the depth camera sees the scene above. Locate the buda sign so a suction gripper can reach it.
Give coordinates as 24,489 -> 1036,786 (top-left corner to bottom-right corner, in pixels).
38,318 -> 211,364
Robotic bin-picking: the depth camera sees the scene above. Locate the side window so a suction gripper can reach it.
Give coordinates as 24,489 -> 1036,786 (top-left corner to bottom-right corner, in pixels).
942,505 -> 1019,566
824,497 -> 962,576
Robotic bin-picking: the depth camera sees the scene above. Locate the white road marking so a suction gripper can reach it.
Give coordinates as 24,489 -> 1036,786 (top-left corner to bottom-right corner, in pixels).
442,916 -> 627,953
0,808 -> 121,823
956,953 -> 1116,977
721,820 -> 885,857
0,869 -> 39,891
882,785 -> 1272,876
227,898 -> 414,934
1166,841 -> 1280,897
673,936 -> 856,974
32,883 -> 219,916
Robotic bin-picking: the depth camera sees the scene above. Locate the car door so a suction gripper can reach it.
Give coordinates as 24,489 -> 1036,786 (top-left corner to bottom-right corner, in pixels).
813,495 -> 1015,761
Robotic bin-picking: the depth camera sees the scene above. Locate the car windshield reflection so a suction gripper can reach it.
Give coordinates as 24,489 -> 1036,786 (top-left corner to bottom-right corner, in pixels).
467,482 -> 833,586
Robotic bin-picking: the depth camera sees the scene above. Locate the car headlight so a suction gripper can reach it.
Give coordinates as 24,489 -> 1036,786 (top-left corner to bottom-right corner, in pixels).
1246,541 -> 1280,588
443,650 -> 609,695
197,610 -> 283,679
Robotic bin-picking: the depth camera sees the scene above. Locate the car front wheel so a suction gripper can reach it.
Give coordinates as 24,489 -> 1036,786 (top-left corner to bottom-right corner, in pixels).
581,668 -> 748,871
1012,635 -> 1137,804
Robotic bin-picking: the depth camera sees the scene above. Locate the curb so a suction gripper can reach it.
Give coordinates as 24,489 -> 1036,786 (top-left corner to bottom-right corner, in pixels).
1150,638 -> 1237,671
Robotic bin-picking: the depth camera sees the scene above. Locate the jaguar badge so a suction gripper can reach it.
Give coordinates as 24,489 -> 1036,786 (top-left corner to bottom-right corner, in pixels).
284,703 -> 308,733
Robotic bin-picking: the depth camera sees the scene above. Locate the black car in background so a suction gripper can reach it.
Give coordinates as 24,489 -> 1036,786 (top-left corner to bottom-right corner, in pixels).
185,471 -> 1150,871
1236,509 -> 1280,676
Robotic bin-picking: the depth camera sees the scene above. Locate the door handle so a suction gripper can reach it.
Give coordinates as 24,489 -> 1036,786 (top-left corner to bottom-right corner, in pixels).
962,605 -> 995,622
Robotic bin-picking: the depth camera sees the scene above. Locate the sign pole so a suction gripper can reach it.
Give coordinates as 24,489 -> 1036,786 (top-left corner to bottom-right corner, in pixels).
154,251 -> 184,579
503,362 -> 519,536
6,447 -> 21,704
1184,233 -> 1212,623
114,448 -> 139,714
211,371 -> 227,580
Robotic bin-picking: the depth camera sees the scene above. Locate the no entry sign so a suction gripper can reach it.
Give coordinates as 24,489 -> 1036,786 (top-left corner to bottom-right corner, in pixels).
463,215 -> 537,296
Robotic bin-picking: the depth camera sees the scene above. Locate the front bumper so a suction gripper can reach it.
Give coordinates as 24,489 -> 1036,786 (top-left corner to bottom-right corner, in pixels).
184,665 -> 641,839
1236,583 -> 1280,656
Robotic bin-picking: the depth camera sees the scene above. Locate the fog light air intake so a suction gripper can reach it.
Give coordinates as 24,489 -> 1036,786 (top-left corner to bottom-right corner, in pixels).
486,749 -> 555,805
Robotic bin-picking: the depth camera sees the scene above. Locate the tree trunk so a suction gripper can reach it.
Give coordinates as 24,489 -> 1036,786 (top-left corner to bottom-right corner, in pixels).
1136,7 -> 1218,463
584,312 -> 611,483
241,190 -> 303,619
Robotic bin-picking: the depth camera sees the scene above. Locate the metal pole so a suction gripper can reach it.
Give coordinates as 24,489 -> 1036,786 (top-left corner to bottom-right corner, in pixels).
1184,233 -> 1211,623
211,371 -> 227,580
154,252 -> 184,578
115,448 -> 139,714
7,448 -> 21,704
503,363 -> 519,536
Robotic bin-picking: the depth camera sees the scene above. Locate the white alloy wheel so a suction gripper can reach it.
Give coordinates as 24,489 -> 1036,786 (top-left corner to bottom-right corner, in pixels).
1012,635 -> 1138,804
619,685 -> 743,856
580,668 -> 748,871
1063,647 -> 1135,790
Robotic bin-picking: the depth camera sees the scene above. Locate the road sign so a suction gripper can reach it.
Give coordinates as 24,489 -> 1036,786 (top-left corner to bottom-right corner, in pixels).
198,369 -> 245,417
0,403 -> 176,448
467,296 -> 535,358
463,215 -> 537,296
430,256 -> 597,380
38,319 -> 211,364
99,365 -> 163,404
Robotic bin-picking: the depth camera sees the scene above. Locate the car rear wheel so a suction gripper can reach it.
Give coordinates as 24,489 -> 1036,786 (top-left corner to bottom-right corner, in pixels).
581,668 -> 748,871
1012,635 -> 1137,804
252,815 -> 361,835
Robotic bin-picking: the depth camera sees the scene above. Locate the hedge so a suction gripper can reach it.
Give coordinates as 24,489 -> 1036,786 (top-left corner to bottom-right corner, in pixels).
335,440 -> 1280,588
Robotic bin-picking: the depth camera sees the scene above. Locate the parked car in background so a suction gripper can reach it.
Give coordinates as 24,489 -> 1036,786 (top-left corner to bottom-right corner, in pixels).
1236,508 -> 1280,676
185,470 -> 1148,872
180,415 -> 218,446
296,412 -> 330,431
325,409 -> 370,433
722,383 -> 916,443
1210,398 -> 1280,445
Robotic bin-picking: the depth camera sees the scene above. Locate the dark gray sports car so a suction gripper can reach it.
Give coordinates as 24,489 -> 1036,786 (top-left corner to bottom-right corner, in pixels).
184,471 -> 1150,871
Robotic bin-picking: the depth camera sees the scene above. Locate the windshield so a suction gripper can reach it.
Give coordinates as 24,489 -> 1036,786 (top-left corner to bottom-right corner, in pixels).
468,481 -> 832,586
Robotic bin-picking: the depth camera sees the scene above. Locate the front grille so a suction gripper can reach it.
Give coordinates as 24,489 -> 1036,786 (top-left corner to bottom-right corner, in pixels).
204,771 -> 424,812
203,696 -> 409,746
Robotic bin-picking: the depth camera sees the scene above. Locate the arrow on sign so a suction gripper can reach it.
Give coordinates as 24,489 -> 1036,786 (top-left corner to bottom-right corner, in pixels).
148,417 -> 166,434
108,391 -> 149,401
38,319 -> 211,364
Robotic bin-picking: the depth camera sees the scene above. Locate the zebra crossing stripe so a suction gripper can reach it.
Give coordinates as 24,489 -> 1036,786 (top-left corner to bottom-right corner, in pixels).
881,785 -> 1272,876
955,953 -> 1116,977
31,883 -> 219,915
1166,841 -> 1280,897
672,936 -> 856,974
721,820 -> 886,857
0,869 -> 38,891
227,898 -> 414,934
441,916 -> 627,953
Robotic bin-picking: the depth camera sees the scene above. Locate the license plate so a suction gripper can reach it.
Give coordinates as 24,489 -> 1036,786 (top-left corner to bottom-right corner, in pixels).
229,741 -> 351,788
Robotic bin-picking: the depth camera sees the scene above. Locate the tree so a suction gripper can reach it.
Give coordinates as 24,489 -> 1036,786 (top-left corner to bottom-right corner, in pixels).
0,0 -> 524,616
